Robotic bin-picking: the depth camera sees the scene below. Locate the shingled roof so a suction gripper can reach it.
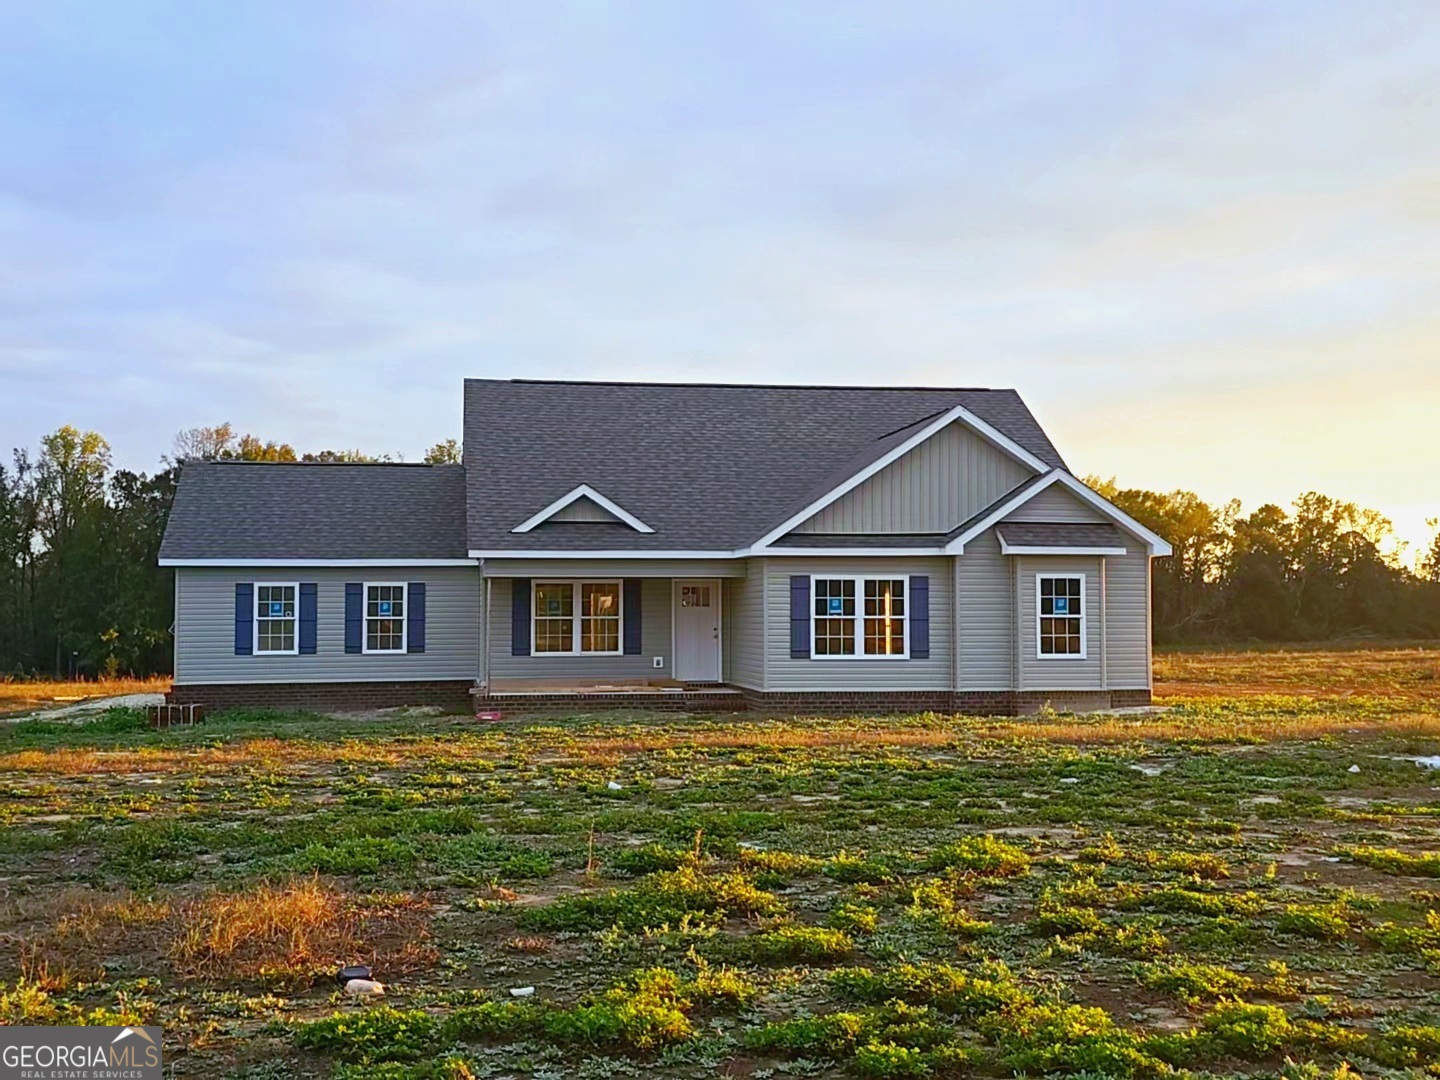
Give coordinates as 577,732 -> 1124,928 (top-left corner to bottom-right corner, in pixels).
160,462 -> 468,561
463,379 -> 1065,552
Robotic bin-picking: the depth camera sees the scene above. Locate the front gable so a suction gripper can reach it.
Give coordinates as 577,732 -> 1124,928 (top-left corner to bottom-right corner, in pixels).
511,484 -> 655,535
792,420 -> 1035,535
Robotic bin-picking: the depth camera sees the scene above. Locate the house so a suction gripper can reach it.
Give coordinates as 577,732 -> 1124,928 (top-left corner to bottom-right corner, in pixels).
158,379 -> 1171,715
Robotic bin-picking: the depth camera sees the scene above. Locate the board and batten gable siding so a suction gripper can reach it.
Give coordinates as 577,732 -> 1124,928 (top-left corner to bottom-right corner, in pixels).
173,567 -> 482,685
487,577 -> 673,680
1015,555 -> 1104,691
760,557 -> 952,691
1103,546 -> 1151,689
954,530 -> 1014,691
1002,484 -> 1108,524
726,561 -> 766,690
794,422 -> 1034,534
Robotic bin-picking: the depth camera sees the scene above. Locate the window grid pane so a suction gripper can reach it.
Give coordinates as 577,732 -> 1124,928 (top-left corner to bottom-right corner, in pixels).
1039,577 -> 1083,656
580,583 -> 620,653
863,579 -> 906,656
365,585 -> 406,652
255,585 -> 296,653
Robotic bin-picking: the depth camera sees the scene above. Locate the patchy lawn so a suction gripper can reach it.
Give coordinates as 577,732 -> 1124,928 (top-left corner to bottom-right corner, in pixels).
1,653 -> 1439,1077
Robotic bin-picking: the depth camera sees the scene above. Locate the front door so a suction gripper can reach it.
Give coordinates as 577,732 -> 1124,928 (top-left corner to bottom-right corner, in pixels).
673,579 -> 722,682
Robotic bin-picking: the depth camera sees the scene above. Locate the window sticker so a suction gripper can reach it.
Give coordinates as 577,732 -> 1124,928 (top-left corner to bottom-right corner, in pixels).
828,597 -> 843,614
270,601 -> 284,616
1054,597 -> 1069,614
379,601 -> 392,616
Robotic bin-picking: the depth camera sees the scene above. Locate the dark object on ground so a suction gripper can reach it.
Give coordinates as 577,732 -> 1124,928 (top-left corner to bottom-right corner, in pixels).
336,964 -> 372,986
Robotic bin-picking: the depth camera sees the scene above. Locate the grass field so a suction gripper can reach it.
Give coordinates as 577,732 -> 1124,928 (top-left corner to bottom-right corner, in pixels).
2,648 -> 1440,1078
0,675 -> 169,716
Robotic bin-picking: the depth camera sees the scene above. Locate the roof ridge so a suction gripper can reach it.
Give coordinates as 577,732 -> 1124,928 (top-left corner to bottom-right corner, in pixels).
466,378 -> 1010,393
190,460 -> 452,468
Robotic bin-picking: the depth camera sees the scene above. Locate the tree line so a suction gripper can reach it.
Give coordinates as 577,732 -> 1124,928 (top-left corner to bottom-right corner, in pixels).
0,425 -> 460,679
0,424 -> 1435,678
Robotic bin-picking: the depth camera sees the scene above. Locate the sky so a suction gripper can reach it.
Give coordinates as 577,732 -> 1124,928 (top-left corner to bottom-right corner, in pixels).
1,1 -> 1437,558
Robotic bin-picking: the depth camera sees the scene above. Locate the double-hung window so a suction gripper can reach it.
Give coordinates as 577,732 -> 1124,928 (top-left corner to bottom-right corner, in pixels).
532,580 -> 622,655
255,583 -> 298,655
811,576 -> 907,658
1037,574 -> 1085,658
365,583 -> 407,653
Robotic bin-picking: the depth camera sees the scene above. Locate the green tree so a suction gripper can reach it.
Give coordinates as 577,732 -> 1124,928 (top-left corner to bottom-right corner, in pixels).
424,439 -> 461,464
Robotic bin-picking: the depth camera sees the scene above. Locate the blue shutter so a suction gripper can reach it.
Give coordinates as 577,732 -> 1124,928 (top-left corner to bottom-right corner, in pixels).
511,579 -> 531,656
623,579 -> 642,655
407,582 -> 426,653
344,583 -> 363,654
910,575 -> 930,660
234,583 -> 253,656
789,576 -> 810,659
299,583 -> 318,655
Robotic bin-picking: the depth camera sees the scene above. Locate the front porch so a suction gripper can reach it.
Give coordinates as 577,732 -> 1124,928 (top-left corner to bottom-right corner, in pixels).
473,677 -> 747,713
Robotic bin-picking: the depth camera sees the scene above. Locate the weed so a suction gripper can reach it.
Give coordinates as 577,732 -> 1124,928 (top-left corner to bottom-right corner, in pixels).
831,961 -> 1032,1017
520,866 -> 781,932
1339,844 -> 1440,877
1137,959 -> 1254,1004
748,924 -> 855,964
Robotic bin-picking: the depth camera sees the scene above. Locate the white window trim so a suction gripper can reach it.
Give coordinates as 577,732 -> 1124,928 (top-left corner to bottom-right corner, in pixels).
253,581 -> 300,657
809,574 -> 910,661
531,579 -> 625,657
362,581 -> 409,655
1036,573 -> 1087,660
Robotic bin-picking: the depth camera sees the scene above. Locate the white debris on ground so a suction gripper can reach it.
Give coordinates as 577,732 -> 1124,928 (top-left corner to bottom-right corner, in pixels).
1129,763 -> 1167,777
1348,764 -> 1362,773
607,781 -> 624,790
510,986 -> 536,998
1410,756 -> 1440,770
1059,777 -> 1081,784
4,692 -> 165,722
344,979 -> 385,997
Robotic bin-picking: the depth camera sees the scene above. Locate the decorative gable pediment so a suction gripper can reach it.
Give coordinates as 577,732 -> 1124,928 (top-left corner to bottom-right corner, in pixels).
511,484 -> 654,534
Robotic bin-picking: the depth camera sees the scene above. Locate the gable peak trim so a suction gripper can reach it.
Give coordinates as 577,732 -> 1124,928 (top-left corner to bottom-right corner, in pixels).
945,470 -> 1173,557
511,484 -> 656,535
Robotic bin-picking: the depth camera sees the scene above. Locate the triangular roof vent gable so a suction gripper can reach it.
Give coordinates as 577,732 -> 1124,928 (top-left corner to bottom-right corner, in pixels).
511,484 -> 655,534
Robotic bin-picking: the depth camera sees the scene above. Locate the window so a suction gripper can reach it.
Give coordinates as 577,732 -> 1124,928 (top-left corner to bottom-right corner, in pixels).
811,576 -> 907,659
255,583 -> 297,655
532,580 -> 622,655
365,583 -> 407,653
1037,575 -> 1085,658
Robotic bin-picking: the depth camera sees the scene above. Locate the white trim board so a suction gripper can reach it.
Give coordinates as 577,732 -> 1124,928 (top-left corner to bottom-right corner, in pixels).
751,405 -> 1051,551
945,470 -> 1173,557
511,484 -> 655,534
998,542 -> 1128,557
161,558 -> 477,567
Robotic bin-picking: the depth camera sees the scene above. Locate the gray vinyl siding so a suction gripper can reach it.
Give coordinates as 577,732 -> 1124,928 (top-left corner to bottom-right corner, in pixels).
1004,485 -> 1108,524
1103,548 -> 1152,689
1016,556 -> 1104,691
727,561 -> 766,690
955,530 -> 1014,690
173,567 -> 481,685
481,559 -> 745,578
549,498 -> 621,523
761,557 -> 953,691
487,577 -> 673,680
795,423 -> 1034,534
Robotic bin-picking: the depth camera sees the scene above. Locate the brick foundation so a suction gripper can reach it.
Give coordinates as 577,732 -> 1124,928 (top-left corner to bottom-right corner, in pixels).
167,680 -> 475,714
167,681 -> 1151,718
741,688 -> 1152,717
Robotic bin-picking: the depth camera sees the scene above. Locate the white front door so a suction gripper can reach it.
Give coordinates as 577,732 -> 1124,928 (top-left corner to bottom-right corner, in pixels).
673,579 -> 722,682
